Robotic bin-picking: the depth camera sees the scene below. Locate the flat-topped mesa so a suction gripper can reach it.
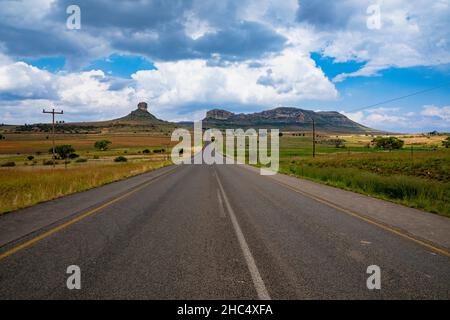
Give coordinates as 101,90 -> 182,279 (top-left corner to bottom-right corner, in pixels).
119,102 -> 158,121
128,102 -> 156,119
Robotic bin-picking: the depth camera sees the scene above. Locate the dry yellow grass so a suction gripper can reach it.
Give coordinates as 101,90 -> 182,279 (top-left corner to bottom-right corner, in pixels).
0,160 -> 171,214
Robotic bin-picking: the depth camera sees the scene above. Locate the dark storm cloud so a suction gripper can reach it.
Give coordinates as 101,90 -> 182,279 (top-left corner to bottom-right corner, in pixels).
0,0 -> 287,67
296,0 -> 358,29
194,21 -> 287,60
50,0 -> 193,30
0,25 -> 81,58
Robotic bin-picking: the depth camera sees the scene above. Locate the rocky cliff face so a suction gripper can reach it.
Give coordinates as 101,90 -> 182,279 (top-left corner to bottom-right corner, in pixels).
203,107 -> 374,133
206,109 -> 234,120
118,102 -> 158,122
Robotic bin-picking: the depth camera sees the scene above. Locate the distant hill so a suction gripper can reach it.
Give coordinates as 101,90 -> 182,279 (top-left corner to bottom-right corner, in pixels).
72,102 -> 171,128
203,107 -> 378,133
11,103 -> 379,134
15,102 -> 178,133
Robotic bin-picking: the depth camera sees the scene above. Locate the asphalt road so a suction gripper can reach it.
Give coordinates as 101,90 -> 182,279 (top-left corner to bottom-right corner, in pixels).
0,162 -> 449,299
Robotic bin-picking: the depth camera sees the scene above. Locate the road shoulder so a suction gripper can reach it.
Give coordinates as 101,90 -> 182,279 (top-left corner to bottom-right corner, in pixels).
240,164 -> 450,251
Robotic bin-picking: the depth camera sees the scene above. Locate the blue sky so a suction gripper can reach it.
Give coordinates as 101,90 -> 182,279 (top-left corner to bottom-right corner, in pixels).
0,0 -> 449,132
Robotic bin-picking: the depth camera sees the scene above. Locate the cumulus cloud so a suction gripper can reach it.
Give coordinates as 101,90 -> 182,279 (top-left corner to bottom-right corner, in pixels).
132,49 -> 337,108
421,105 -> 450,121
0,62 -> 55,99
343,105 -> 450,132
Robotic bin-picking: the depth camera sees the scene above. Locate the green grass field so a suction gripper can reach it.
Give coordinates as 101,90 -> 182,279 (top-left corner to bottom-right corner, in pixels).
225,133 -> 450,217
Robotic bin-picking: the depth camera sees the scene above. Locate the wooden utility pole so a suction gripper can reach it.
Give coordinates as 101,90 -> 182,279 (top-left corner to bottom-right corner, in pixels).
312,119 -> 316,158
43,108 -> 63,167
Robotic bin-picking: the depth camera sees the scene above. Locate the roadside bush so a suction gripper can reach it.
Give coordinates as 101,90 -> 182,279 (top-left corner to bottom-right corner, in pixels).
0,133 -> 5,140
93,155 -> 99,159
68,153 -> 80,159
75,158 -> 87,163
114,156 -> 128,162
1,161 -> 15,167
142,149 -> 151,154
27,155 -> 35,161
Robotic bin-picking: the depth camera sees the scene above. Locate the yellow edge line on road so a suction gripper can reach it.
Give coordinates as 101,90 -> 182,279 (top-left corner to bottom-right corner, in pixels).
269,178 -> 450,258
0,166 -> 179,262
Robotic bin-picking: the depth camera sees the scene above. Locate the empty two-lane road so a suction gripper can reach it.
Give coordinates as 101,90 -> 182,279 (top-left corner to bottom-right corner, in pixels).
0,163 -> 449,299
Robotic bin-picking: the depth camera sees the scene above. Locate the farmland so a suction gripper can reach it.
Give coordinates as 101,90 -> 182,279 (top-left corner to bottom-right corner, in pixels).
0,132 -> 175,214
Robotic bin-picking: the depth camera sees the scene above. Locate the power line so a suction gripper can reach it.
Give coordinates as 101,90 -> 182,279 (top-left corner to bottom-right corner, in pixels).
347,82 -> 450,113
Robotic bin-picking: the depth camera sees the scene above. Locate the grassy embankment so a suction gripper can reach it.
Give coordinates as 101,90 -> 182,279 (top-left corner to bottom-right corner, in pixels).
0,133 -> 174,214
228,133 -> 450,217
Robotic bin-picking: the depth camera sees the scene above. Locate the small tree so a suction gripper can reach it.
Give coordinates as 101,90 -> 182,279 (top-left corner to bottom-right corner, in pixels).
442,136 -> 450,148
94,140 -> 112,151
372,137 -> 404,150
49,145 -> 76,159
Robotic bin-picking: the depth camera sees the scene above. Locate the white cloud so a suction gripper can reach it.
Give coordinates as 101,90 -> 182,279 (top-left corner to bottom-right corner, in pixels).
0,62 -> 54,98
132,48 -> 337,108
304,0 -> 450,81
343,105 -> 450,132
341,111 -> 364,123
421,105 -> 450,120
